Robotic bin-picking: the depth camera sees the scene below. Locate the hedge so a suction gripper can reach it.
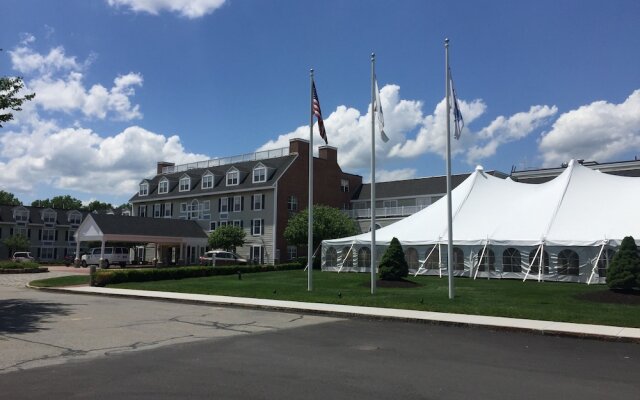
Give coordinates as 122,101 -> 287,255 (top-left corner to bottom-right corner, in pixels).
93,262 -> 304,287
0,261 -> 40,269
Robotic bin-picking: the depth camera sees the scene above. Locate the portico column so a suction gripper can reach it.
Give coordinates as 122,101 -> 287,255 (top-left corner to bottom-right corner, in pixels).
74,239 -> 81,268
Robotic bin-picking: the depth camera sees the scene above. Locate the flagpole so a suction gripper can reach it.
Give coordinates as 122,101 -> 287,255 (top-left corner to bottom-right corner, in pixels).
370,53 -> 377,295
445,39 -> 455,300
308,68 -> 314,291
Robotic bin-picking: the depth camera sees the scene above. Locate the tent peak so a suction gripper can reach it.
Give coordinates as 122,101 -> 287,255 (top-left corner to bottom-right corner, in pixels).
475,165 -> 484,172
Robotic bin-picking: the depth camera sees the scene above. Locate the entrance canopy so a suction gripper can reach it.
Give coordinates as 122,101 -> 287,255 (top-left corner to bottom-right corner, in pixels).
75,214 -> 208,246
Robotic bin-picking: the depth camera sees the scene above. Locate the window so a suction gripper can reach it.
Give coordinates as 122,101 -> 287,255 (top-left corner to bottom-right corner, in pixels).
163,203 -> 172,218
190,199 -> 199,220
210,221 -> 217,231
287,245 -> 297,260
383,200 -> 397,209
42,229 -> 55,242
139,182 -> 149,196
557,249 -> 579,276
357,247 -> 371,269
426,246 -> 440,270
233,196 -> 242,212
219,220 -> 229,227
251,246 -> 263,264
252,194 -> 264,210
14,208 -> 29,223
287,195 -> 298,211
453,247 -> 465,271
476,248 -> 495,272
179,176 -> 190,192
502,248 -> 521,273
202,173 -> 214,189
405,247 -> 419,269
325,248 -> 338,268
597,249 -> 616,277
253,165 -> 266,183
251,219 -> 263,235
226,169 -> 239,186
158,179 -> 169,194
233,220 -> 243,228
220,197 -> 229,213
40,247 -> 55,260
153,204 -> 162,218
68,230 -> 76,243
340,179 -> 349,192
528,248 -> 550,274
138,205 -> 147,217
203,201 -> 211,219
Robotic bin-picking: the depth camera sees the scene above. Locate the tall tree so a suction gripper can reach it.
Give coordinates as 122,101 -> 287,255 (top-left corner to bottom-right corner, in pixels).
84,200 -> 113,213
50,195 -> 83,210
208,225 -> 246,252
31,199 -> 52,208
0,50 -> 35,128
284,205 -> 358,250
3,234 -> 31,254
0,190 -> 22,206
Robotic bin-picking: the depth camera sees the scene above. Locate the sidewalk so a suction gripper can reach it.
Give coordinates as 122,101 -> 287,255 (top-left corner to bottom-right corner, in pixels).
34,285 -> 640,342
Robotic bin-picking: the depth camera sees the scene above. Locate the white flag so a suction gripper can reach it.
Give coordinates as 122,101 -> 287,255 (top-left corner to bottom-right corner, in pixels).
374,76 -> 389,142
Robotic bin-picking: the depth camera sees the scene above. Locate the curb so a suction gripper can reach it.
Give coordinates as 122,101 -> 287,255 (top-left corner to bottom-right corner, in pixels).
27,284 -> 640,344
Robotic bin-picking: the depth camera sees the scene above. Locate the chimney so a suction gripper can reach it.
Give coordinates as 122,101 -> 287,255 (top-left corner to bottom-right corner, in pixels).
157,161 -> 175,175
289,138 -> 310,155
318,145 -> 337,163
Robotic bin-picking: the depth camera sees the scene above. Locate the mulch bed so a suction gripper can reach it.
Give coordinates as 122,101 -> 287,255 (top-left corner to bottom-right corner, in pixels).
0,267 -> 49,274
576,290 -> 640,305
370,279 -> 421,288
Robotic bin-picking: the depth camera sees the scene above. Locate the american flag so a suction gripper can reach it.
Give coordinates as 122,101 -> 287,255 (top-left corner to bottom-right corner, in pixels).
312,81 -> 328,144
449,68 -> 464,140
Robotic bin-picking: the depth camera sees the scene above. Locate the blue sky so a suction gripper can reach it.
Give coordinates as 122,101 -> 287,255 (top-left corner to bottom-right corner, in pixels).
1,0 -> 639,206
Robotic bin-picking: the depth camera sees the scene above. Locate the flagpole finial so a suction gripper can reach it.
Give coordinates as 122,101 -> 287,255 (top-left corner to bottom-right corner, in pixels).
310,68 -> 314,76
371,52 -> 375,60
445,38 -> 449,46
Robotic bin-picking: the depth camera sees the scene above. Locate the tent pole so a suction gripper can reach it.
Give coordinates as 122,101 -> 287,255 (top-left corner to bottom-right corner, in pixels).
473,241 -> 488,280
523,244 -> 541,282
338,243 -> 355,273
588,241 -> 606,285
305,244 -> 322,271
415,243 -> 438,277
438,243 -> 442,278
538,243 -> 544,282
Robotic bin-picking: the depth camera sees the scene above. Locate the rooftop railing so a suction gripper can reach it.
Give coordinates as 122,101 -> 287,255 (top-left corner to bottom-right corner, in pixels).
162,147 -> 290,174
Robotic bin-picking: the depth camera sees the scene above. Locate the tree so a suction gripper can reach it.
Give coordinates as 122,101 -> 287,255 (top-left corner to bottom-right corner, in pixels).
607,236 -> 640,291
3,234 -> 31,254
0,72 -> 35,128
31,195 -> 83,210
378,237 -> 409,281
284,205 -> 358,251
84,200 -> 113,213
208,225 -> 246,252
0,190 -> 22,206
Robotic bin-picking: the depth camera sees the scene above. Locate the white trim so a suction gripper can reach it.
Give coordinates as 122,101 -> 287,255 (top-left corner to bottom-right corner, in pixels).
252,164 -> 267,183
201,172 -> 214,189
139,181 -> 149,196
226,167 -> 240,186
158,178 -> 169,194
179,175 -> 191,192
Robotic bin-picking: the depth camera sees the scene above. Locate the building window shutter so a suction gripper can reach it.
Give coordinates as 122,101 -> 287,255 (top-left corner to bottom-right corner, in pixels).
218,198 -> 221,212
55,230 -> 59,241
241,220 -> 244,228
27,229 -> 31,238
37,248 -> 41,257
261,194 -> 265,210
250,195 -> 254,210
261,219 -> 264,235
65,231 -> 69,241
38,229 -> 42,240
251,220 -> 254,233
227,197 -> 232,211
10,228 -> 13,236
53,248 -> 57,259
241,196 -> 244,211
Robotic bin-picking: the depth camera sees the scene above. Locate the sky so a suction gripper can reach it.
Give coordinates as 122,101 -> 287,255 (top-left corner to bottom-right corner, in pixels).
1,0 -> 639,206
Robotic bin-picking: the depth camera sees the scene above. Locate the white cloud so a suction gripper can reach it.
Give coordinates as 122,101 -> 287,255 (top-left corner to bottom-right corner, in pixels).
0,122 -> 207,196
10,45 -> 80,75
373,168 -> 417,183
538,90 -> 640,166
107,0 -> 226,18
466,105 -> 557,164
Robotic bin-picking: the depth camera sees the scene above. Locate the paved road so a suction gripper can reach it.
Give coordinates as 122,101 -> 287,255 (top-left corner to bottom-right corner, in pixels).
0,272 -> 639,399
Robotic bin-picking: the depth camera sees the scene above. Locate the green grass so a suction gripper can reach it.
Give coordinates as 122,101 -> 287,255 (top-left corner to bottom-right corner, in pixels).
110,270 -> 640,328
30,275 -> 90,288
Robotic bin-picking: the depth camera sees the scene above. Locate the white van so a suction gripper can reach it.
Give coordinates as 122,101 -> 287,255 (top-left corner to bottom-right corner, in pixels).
81,247 -> 129,268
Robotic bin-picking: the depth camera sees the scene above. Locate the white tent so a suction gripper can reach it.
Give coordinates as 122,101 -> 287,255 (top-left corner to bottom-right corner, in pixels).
322,160 -> 640,283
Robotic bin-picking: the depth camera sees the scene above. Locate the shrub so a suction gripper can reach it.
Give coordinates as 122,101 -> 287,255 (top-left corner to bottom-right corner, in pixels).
607,236 -> 640,291
93,262 -> 304,287
378,237 -> 409,281
0,260 -> 40,269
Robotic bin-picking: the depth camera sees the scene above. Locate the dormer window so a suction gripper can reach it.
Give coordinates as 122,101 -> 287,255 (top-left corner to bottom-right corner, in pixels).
14,207 -> 29,223
139,182 -> 149,196
202,172 -> 214,189
68,211 -> 82,225
158,178 -> 169,194
226,168 -> 239,186
42,210 -> 57,224
253,164 -> 267,183
179,175 -> 191,192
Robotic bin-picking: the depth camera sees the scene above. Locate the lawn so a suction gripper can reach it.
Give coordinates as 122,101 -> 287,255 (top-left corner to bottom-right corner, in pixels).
30,275 -> 90,287
109,270 -> 640,328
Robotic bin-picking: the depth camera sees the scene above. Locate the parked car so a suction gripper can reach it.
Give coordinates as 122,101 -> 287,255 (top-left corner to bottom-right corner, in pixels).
81,247 -> 130,268
11,252 -> 35,263
199,250 -> 248,266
